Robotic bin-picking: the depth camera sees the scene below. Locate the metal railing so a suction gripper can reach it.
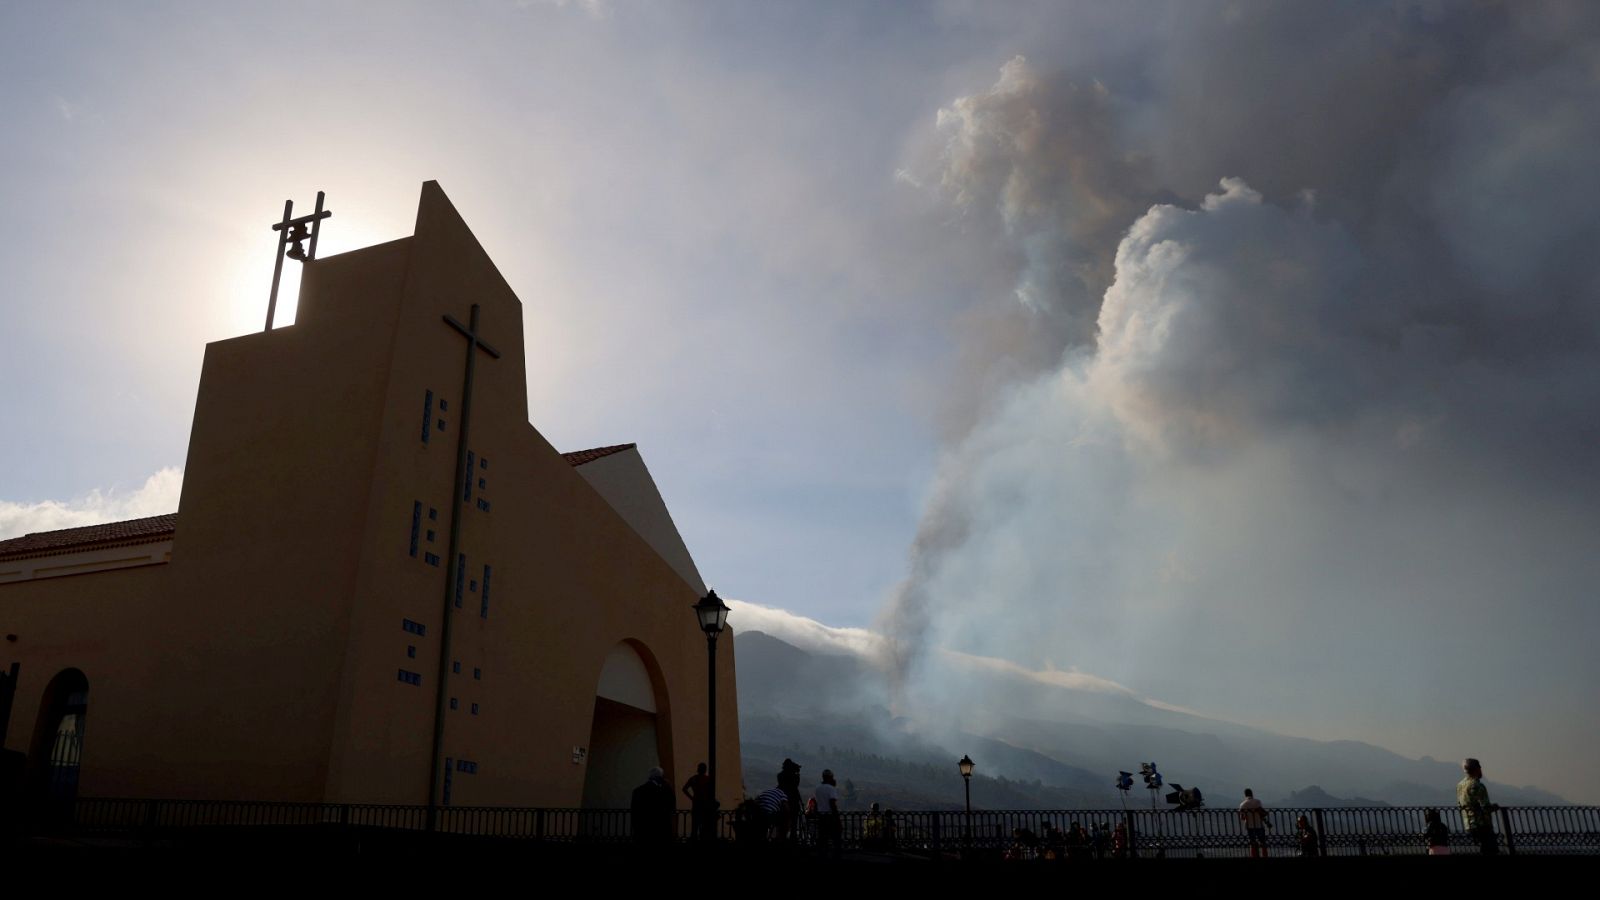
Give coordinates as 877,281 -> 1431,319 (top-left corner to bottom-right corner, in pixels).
25,798 -> 1600,856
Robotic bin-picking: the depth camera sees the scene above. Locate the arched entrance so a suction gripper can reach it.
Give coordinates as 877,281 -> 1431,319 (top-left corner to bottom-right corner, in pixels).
581,641 -> 671,811
30,668 -> 89,804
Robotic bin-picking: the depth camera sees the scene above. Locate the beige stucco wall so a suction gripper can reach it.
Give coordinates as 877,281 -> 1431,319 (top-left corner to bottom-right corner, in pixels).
0,539 -> 172,584
0,181 -> 742,809
572,448 -> 707,595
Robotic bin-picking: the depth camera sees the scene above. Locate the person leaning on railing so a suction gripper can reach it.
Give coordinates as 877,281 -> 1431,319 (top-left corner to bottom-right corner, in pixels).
1424,808 -> 1451,855
862,802 -> 885,850
1295,815 -> 1319,857
1457,758 -> 1501,855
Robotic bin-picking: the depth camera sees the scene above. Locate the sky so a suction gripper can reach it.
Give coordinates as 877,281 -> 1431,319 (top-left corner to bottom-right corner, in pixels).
2,1 -> 1597,801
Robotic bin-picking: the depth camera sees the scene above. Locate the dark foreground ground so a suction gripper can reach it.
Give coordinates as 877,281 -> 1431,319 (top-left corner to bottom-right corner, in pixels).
6,831 -> 1593,891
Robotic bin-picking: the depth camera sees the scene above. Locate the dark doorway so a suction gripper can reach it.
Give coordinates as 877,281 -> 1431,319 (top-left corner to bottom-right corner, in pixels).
30,668 -> 89,805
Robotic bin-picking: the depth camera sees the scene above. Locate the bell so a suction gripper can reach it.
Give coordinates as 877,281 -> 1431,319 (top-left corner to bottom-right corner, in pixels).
285,222 -> 311,261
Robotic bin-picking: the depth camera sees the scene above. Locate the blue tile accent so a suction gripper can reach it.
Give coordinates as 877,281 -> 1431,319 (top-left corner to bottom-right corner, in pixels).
450,698 -> 458,710
470,703 -> 479,715
469,580 -> 477,593
426,529 -> 436,543
425,552 -> 440,567
428,507 -> 438,521
480,457 -> 488,470
409,501 -> 421,558
440,399 -> 448,411
402,619 -> 426,636
438,419 -> 446,432
453,661 -> 461,674
465,452 -> 476,499
476,498 -> 491,512
421,390 -> 433,444
473,667 -> 481,680
480,565 -> 492,619
398,669 -> 423,686
407,645 -> 416,659
478,477 -> 486,490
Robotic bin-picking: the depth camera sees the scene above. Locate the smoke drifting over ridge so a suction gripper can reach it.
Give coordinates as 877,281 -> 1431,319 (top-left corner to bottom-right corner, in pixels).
883,2 -> 1600,796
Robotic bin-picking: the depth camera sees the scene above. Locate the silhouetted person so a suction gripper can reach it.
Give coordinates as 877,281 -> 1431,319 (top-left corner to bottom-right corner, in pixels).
756,783 -> 791,841
813,768 -> 843,858
1295,815 -> 1319,856
1424,808 -> 1451,855
1093,821 -> 1111,859
733,796 -> 767,845
0,748 -> 24,846
1458,758 -> 1499,855
1112,822 -> 1129,858
1065,820 -> 1089,860
777,758 -> 803,840
683,762 -> 717,841
1013,825 -> 1040,859
1040,820 -> 1063,858
630,766 -> 675,845
1239,787 -> 1269,858
862,802 -> 886,850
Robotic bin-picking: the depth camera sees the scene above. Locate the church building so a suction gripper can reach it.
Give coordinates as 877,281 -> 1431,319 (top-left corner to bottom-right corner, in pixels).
0,182 -> 741,812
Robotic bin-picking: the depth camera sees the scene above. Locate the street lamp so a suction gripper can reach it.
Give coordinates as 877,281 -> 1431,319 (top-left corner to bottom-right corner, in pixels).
959,754 -> 974,847
693,589 -> 731,819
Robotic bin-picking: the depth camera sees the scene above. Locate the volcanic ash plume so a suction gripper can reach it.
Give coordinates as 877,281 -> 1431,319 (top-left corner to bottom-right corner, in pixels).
879,4 -> 1600,786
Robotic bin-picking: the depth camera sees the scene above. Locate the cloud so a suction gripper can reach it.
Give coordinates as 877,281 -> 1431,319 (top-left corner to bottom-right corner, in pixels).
0,468 -> 183,540
515,0 -> 611,20
731,596 -> 1216,717
936,647 -> 1136,698
727,598 -> 884,660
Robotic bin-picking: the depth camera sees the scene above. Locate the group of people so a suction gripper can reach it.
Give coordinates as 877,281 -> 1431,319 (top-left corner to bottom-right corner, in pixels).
627,761 -> 722,844
637,755 -> 1508,858
1005,820 -> 1124,860
1227,757 -> 1504,857
1236,787 -> 1322,857
638,755 -> 860,853
739,757 -> 850,856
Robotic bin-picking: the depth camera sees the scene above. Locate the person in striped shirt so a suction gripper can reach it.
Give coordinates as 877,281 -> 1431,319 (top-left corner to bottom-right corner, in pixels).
757,784 -> 792,841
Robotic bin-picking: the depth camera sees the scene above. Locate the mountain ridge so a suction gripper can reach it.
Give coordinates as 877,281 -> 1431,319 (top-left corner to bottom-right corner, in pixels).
734,629 -> 1569,809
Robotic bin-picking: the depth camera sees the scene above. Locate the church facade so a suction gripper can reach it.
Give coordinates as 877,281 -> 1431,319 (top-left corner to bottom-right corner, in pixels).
0,182 -> 741,811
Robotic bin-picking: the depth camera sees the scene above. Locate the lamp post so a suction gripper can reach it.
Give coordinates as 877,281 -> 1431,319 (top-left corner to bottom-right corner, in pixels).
958,754 -> 974,848
693,589 -> 731,819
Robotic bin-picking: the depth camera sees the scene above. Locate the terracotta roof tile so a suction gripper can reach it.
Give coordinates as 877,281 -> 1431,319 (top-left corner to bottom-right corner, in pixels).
561,443 -> 637,467
0,513 -> 178,560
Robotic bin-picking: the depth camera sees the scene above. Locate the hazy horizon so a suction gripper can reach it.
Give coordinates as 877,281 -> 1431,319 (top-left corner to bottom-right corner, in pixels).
3,2 -> 1597,802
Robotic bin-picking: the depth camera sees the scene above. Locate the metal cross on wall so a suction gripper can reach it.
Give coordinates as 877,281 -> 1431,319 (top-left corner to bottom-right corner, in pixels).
427,303 -> 501,828
264,191 -> 333,331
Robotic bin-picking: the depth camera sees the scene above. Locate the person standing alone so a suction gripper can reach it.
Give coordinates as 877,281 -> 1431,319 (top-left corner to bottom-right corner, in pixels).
1238,788 -> 1270,858
813,768 -> 843,858
631,767 -> 676,846
683,762 -> 717,841
1457,758 -> 1500,855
